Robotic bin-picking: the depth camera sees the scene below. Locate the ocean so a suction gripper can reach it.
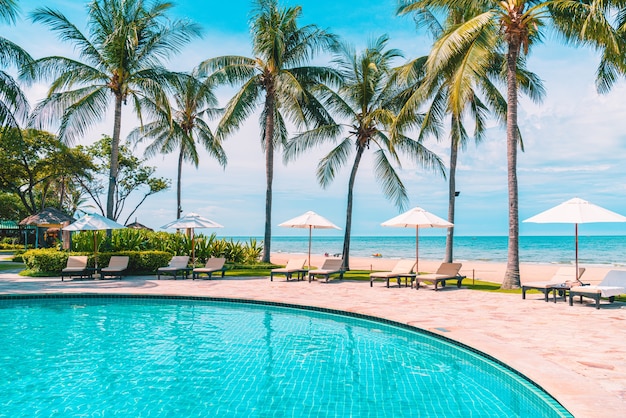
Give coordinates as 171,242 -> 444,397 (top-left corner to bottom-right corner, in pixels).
238,235 -> 626,266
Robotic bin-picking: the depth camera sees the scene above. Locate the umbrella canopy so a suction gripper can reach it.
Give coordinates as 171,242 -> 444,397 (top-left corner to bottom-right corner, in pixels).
161,212 -> 223,263
279,211 -> 341,268
62,213 -> 126,268
63,213 -> 126,231
381,207 -> 452,274
524,197 -> 626,281
161,212 -> 223,229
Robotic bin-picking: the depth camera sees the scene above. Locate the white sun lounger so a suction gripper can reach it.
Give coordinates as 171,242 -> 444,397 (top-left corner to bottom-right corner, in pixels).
522,267 -> 586,302
308,258 -> 344,282
157,255 -> 190,280
192,257 -> 227,280
270,258 -> 307,281
61,256 -> 90,281
569,270 -> 626,309
100,256 -> 129,280
370,259 -> 416,288
414,263 -> 464,291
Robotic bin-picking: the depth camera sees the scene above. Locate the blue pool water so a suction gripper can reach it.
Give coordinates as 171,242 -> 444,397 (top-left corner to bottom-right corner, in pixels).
0,297 -> 570,417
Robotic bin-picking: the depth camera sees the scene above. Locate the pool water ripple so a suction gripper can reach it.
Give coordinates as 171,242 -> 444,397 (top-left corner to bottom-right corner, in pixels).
0,298 -> 570,417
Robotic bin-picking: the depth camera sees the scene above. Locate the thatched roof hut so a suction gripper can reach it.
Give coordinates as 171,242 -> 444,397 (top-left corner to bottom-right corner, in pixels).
19,207 -> 75,227
125,220 -> 153,231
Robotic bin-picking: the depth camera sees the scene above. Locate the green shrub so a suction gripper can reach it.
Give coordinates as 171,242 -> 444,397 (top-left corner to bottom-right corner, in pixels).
65,229 -> 264,264
22,249 -> 172,275
23,249 -> 93,273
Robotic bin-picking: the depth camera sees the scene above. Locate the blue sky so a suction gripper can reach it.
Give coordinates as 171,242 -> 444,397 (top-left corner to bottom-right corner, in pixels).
7,0 -> 626,237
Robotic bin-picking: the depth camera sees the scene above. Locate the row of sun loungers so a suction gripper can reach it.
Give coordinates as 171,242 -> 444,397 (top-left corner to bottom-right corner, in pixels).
58,255 -> 626,308
521,267 -> 626,309
61,255 -> 129,281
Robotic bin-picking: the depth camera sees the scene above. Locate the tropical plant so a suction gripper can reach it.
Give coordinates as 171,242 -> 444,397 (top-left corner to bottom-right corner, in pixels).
0,128 -> 93,215
396,0 -> 589,288
396,5 -> 544,263
75,136 -> 170,223
0,0 -> 32,132
24,0 -> 201,220
200,0 -> 338,263
128,68 -> 227,219
284,35 -> 444,269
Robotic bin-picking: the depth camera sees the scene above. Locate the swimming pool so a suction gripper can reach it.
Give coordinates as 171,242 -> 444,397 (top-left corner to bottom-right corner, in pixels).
0,296 -> 570,417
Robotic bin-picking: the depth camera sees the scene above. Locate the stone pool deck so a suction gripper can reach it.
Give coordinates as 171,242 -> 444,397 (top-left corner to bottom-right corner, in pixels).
0,269 -> 624,417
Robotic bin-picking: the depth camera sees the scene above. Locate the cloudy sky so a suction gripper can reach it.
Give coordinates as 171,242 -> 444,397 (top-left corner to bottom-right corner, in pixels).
6,0 -> 626,237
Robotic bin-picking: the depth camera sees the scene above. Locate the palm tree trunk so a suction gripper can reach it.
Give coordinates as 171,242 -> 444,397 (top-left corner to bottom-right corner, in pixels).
502,41 -> 521,289
262,93 -> 275,263
342,144 -> 365,270
177,147 -> 184,219
106,94 -> 123,220
445,125 -> 459,263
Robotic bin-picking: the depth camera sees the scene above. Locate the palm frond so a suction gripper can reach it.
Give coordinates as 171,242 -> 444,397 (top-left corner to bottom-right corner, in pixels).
373,148 -> 408,210
316,137 -> 353,188
283,124 -> 343,162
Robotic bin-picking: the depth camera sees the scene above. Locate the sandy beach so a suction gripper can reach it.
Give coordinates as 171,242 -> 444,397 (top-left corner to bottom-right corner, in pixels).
271,252 -> 614,285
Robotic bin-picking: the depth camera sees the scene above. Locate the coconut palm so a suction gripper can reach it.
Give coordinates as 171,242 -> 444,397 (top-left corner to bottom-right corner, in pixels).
396,0 -> 586,288
200,0 -> 338,263
0,0 -> 32,130
396,6 -> 544,263
284,35 -> 444,269
128,68 -> 227,219
550,0 -> 626,93
23,0 -> 201,220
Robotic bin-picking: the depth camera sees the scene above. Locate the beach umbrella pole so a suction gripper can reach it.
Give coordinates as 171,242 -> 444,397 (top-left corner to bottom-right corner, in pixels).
575,223 -> 580,284
308,226 -> 312,269
415,225 -> 419,277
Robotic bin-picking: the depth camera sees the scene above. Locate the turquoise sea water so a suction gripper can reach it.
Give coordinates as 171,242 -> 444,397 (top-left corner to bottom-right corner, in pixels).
259,235 -> 626,266
0,298 -> 569,417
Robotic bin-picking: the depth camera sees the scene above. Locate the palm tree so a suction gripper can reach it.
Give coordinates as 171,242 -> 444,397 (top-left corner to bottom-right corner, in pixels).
550,0 -> 626,94
395,0 -> 578,288
23,0 -> 201,220
200,0 -> 338,263
0,0 -> 32,130
284,35 -> 444,269
396,5 -> 543,263
128,68 -> 227,219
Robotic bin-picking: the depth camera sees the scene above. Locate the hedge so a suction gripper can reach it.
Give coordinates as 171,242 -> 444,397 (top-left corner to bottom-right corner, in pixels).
22,249 -> 173,276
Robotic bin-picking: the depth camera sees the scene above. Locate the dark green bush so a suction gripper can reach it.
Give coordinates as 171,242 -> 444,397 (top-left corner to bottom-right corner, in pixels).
23,249 -> 93,273
22,249 -> 172,275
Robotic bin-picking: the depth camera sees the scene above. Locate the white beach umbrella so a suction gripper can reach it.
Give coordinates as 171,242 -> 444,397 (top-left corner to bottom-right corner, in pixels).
523,197 -> 626,282
62,213 -> 126,267
381,207 -> 453,274
161,212 -> 224,263
278,211 -> 341,268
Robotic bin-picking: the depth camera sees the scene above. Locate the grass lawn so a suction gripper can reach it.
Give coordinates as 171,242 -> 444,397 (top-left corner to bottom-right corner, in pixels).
0,262 -> 24,271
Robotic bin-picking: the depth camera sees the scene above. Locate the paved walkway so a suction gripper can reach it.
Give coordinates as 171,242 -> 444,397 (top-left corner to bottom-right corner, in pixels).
0,269 -> 624,417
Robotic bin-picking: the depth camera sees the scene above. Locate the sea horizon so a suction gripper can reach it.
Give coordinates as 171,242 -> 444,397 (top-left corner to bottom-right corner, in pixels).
222,235 -> 626,266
